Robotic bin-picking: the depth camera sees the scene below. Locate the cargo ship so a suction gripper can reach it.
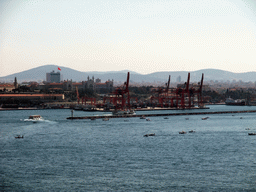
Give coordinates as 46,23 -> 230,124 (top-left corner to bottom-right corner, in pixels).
225,97 -> 245,106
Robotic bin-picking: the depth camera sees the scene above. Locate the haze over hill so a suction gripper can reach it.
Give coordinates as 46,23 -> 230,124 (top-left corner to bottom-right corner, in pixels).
1,65 -> 256,84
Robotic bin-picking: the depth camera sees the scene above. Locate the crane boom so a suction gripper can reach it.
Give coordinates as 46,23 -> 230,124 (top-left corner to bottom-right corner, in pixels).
125,72 -> 130,91
186,73 -> 190,91
200,73 -> 204,92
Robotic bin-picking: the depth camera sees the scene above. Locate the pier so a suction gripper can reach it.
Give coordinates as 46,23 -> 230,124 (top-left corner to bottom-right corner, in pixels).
67,110 -> 256,120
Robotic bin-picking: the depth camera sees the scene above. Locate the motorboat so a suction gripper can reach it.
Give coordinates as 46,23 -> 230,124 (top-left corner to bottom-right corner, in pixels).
24,115 -> 44,122
140,116 -> 146,119
189,130 -> 196,133
179,131 -> 187,134
202,117 -> 209,120
15,135 -> 24,139
144,133 -> 155,137
102,118 -> 109,121
248,133 -> 256,135
164,117 -> 169,119
73,105 -> 84,111
146,118 -> 151,121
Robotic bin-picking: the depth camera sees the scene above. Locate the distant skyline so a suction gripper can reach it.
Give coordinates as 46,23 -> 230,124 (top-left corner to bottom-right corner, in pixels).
1,0 -> 256,77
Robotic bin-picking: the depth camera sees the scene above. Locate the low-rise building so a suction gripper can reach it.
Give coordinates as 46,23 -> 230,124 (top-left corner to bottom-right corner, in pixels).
0,94 -> 65,102
0,84 -> 15,92
39,76 -> 114,93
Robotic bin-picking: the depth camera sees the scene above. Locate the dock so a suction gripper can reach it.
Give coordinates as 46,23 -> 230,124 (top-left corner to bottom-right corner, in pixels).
67,110 -> 256,120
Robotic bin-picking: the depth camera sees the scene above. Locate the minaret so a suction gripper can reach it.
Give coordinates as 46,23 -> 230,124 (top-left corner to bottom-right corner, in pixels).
14,77 -> 18,89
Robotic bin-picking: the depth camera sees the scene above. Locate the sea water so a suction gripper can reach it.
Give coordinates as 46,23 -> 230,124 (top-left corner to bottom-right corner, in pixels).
1,105 -> 256,191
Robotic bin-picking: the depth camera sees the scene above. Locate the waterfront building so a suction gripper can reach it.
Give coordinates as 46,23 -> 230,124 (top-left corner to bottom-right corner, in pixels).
0,84 -> 15,92
41,75 -> 114,93
0,77 -> 18,92
0,94 -> 65,102
95,80 -> 114,92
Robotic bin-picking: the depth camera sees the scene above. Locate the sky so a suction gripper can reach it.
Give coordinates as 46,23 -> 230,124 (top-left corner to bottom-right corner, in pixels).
1,0 -> 256,77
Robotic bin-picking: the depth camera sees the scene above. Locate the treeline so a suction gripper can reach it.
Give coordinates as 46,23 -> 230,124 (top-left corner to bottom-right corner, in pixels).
203,89 -> 252,103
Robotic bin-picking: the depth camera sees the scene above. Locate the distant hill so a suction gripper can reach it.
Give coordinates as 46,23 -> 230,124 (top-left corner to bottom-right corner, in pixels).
0,65 -> 163,83
1,65 -> 256,84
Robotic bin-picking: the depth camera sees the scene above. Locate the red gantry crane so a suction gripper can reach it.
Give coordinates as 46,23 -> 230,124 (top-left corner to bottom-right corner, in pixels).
150,73 -> 204,109
77,86 -> 96,107
196,73 -> 204,107
174,73 -> 190,109
150,75 -> 171,108
103,72 -> 131,110
176,73 -> 204,109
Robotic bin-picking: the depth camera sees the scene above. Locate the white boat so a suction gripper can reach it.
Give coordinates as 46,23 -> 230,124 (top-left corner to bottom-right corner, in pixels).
15,135 -> 24,139
24,115 -> 44,122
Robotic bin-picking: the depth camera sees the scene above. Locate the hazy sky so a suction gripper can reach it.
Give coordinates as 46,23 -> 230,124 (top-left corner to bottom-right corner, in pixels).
1,0 -> 256,77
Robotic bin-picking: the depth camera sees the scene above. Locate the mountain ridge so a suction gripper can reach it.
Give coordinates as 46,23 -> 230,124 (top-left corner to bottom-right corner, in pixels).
1,65 -> 256,83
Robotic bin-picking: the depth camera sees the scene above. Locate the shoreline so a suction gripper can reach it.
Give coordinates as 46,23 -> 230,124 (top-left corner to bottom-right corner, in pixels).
67,110 -> 256,120
0,106 -> 210,111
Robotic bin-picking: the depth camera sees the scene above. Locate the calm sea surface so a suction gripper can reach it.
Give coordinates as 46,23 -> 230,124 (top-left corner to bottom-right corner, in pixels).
1,105 -> 256,191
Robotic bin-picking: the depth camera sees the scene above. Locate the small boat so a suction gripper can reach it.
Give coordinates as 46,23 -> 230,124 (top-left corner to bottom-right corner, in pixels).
248,133 -> 256,135
73,105 -> 84,110
24,115 -> 44,122
144,133 -> 155,137
179,131 -> 187,134
146,118 -> 151,121
202,117 -> 209,120
185,118 -> 189,120
245,128 -> 250,130
15,135 -> 24,139
102,118 -> 109,121
164,117 -> 169,119
90,117 -> 96,120
189,130 -> 196,133
140,116 -> 146,119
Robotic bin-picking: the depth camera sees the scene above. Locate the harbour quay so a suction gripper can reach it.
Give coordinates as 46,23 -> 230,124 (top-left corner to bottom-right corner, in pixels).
66,110 -> 256,120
